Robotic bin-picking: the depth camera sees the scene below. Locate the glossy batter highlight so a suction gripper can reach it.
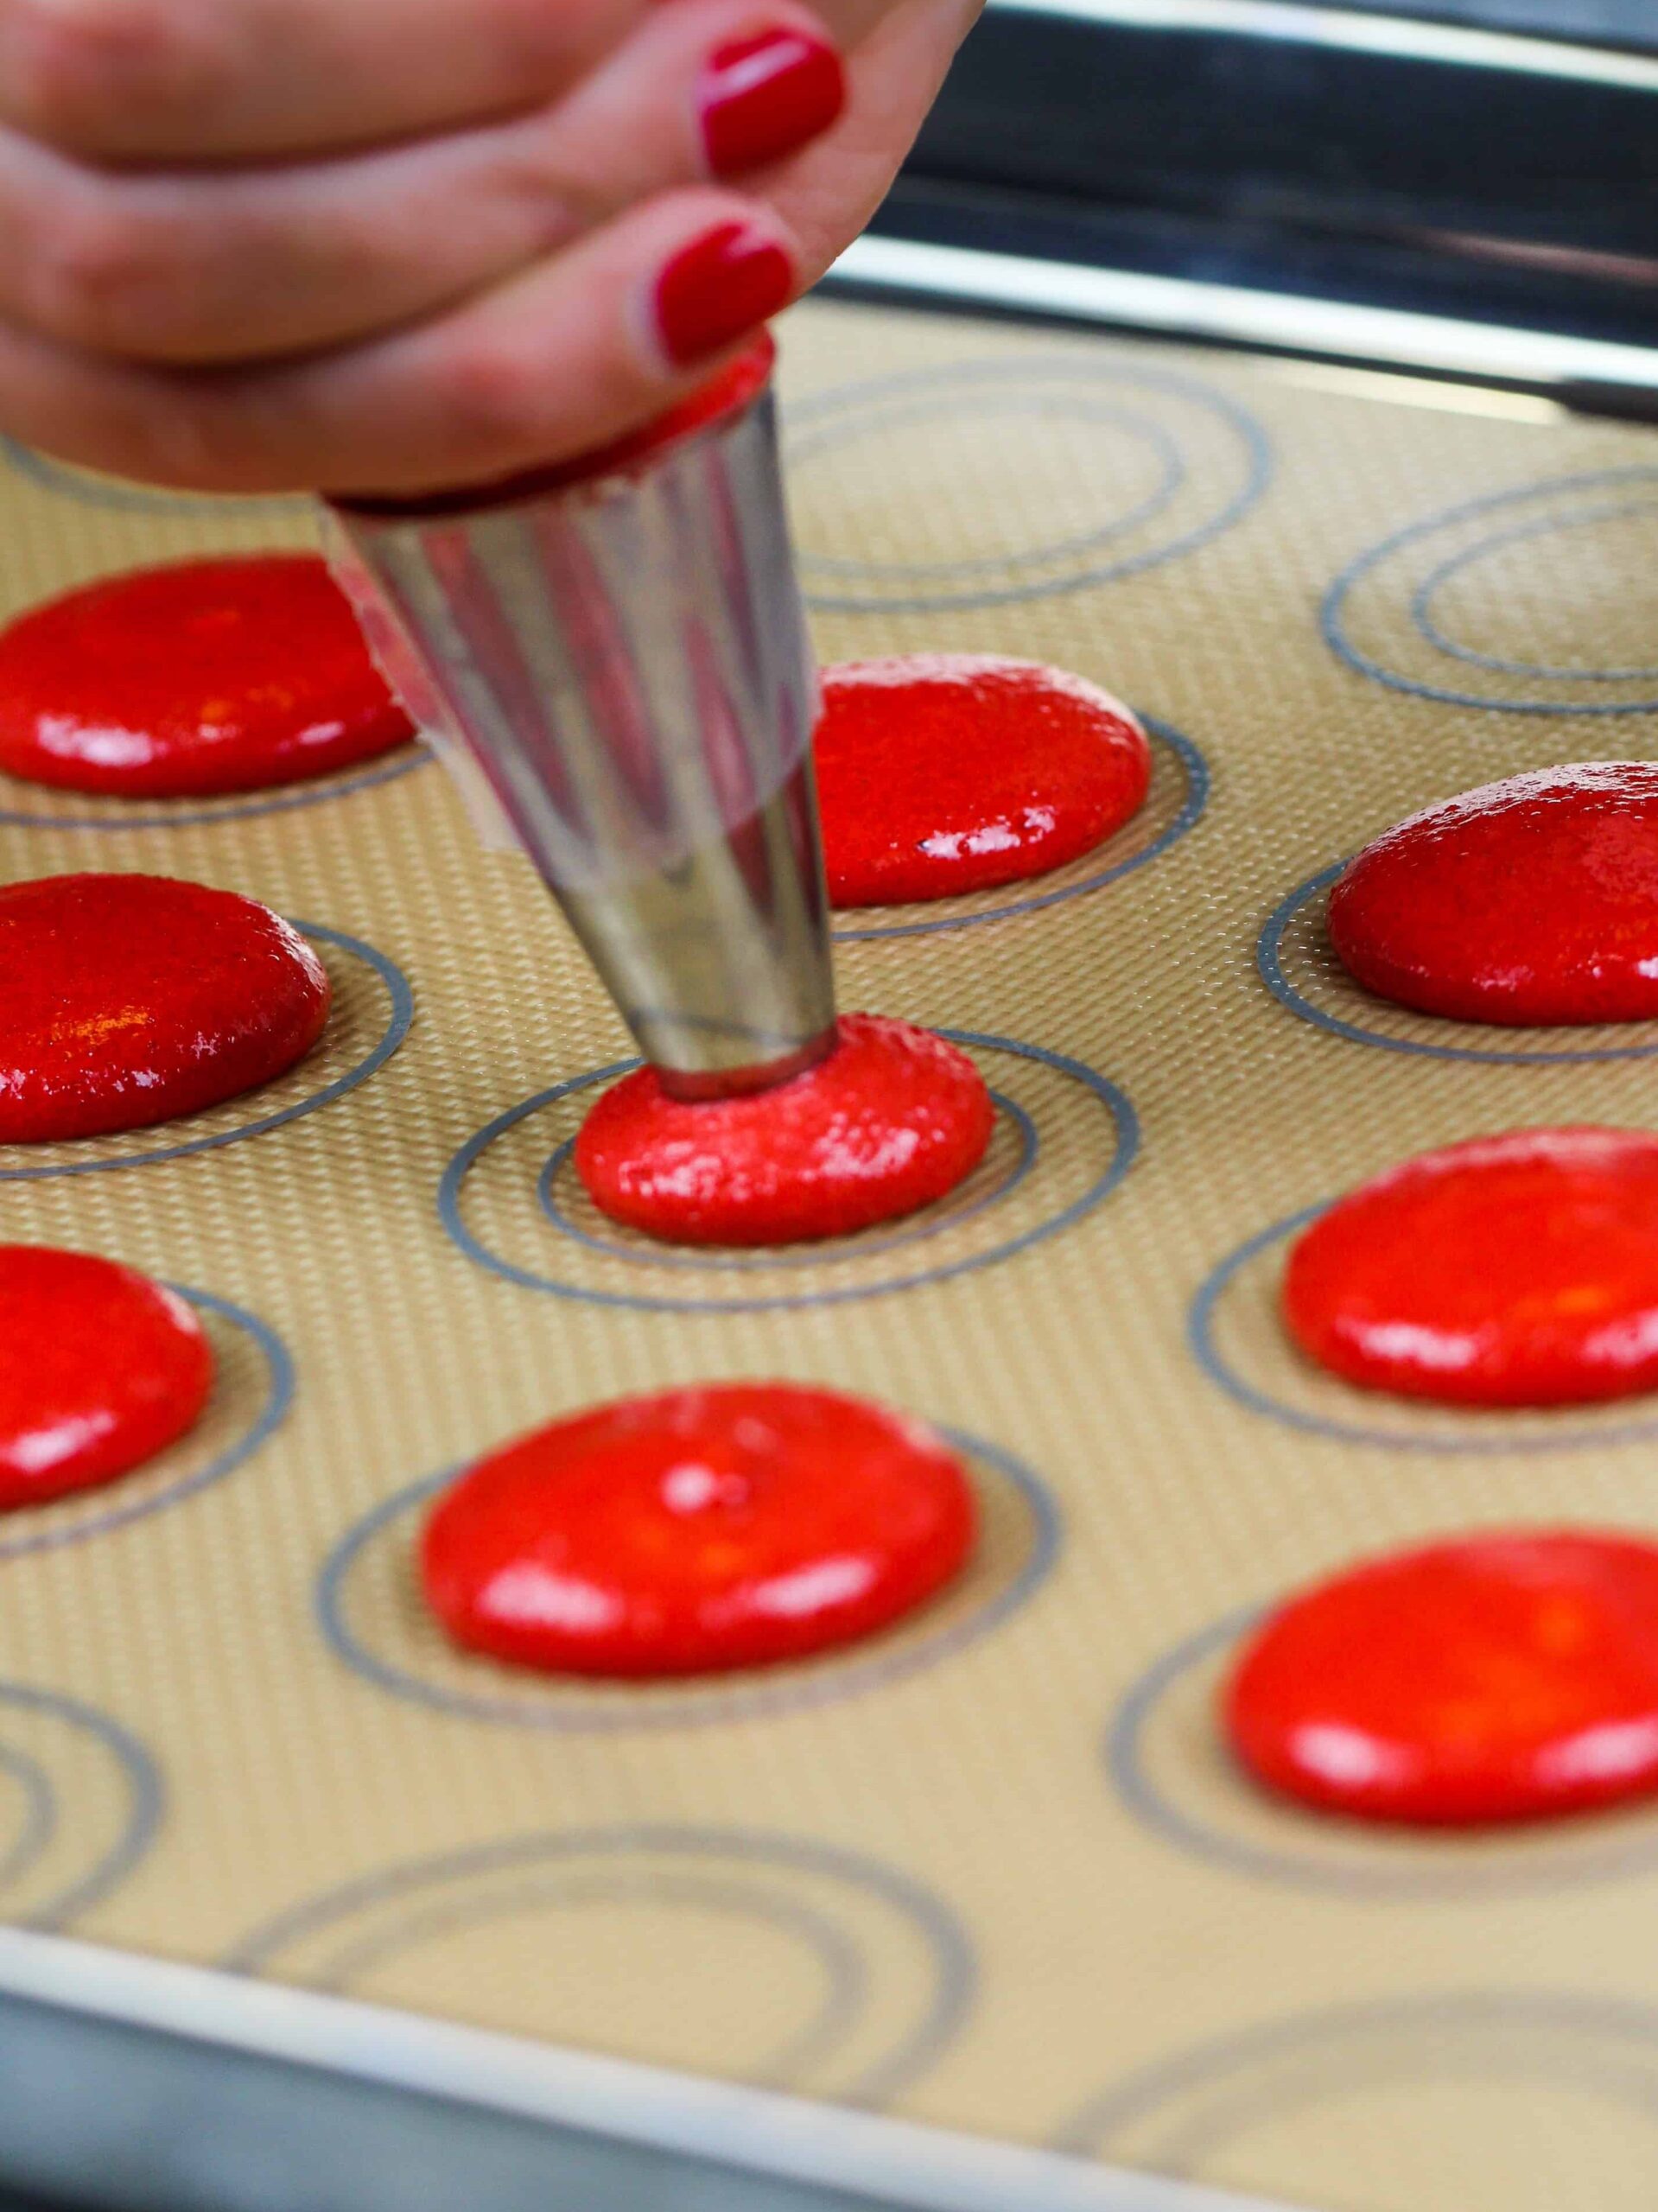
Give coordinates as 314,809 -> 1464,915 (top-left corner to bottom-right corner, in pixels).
422,1382 -> 976,1677
574,1014 -> 994,1247
0,1246 -> 213,1508
0,873 -> 331,1142
1329,764 -> 1658,1026
1284,1127 -> 1658,1408
0,554 -> 413,798
1227,1530 -> 1658,1826
814,655 -> 1150,906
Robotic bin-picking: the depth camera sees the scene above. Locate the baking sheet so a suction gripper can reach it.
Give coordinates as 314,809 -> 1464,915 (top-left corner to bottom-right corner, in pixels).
0,302 -> 1656,2212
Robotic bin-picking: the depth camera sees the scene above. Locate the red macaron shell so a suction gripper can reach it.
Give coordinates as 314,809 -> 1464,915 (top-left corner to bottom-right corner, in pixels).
573,1013 -> 994,1247
814,655 -> 1151,906
1328,764 -> 1658,1026
0,1245 -> 213,1508
0,873 -> 332,1143
1226,1530 -> 1658,1826
0,554 -> 414,798
1284,1127 -> 1658,1408
421,1382 -> 977,1677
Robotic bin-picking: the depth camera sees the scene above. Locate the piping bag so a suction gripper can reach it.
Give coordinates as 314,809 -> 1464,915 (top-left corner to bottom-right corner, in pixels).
325,334 -> 836,1101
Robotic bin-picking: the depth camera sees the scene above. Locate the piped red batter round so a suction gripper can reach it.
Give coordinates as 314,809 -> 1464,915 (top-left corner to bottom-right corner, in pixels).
0,1245 -> 213,1509
1329,763 -> 1658,1025
573,1013 -> 994,1247
0,553 -> 414,797
1225,1530 -> 1658,1826
1284,1127 -> 1658,1408
813,655 -> 1151,906
421,1382 -> 976,1677
0,873 -> 331,1143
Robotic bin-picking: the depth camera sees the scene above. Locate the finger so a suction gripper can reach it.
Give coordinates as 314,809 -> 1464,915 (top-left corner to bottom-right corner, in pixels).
0,0 -> 646,160
0,188 -> 801,493
767,0 -> 981,283
0,0 -> 842,364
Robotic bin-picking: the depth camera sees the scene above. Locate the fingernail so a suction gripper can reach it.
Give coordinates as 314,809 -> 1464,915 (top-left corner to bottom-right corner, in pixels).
698,27 -> 845,176
653,219 -> 794,367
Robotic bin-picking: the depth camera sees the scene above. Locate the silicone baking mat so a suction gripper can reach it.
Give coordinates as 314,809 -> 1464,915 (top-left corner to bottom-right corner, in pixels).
1,296 -> 1657,2212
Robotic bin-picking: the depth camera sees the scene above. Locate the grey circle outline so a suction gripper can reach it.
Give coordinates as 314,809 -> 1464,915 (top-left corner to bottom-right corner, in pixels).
784,358 -> 1273,613
1107,1604 -> 1658,1899
221,1824 -> 976,2108
0,1285 -> 293,1559
1189,1201 -> 1658,1456
1412,499 -> 1658,683
1257,860 -> 1658,1066
1321,466 -> 1658,715
791,393 -> 1186,581
829,716 -> 1208,945
0,920 -> 415,1181
0,746 -> 433,833
2,438 -> 308,517
299,1869 -> 865,2090
0,1682 -> 164,1929
1051,1991 -> 1658,2162
534,1088 -> 1038,1272
314,1424 -> 1060,1731
0,1746 -> 54,1891
436,1028 -> 1140,1315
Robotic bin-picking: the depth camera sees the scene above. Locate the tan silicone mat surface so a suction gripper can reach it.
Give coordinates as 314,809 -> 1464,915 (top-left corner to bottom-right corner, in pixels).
1,297 -> 1658,2212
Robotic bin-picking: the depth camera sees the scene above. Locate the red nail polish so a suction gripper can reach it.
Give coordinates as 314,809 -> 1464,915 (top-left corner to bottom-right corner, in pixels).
654,221 -> 794,368
698,27 -> 846,176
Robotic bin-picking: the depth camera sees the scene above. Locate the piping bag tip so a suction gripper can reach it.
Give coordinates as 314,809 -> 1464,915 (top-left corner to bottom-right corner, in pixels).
324,334 -> 837,1101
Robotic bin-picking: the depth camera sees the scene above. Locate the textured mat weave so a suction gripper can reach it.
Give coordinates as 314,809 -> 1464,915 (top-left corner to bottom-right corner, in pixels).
0,302 -> 1656,2212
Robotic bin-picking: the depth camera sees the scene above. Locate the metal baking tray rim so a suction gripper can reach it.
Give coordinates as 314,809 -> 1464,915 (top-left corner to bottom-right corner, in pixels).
0,1929 -> 1266,2212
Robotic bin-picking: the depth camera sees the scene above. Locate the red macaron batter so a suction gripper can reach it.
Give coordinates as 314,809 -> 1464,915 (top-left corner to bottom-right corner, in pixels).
422,1382 -> 976,1677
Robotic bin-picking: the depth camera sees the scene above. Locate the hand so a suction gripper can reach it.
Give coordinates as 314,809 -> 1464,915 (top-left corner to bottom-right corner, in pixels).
0,0 -> 975,493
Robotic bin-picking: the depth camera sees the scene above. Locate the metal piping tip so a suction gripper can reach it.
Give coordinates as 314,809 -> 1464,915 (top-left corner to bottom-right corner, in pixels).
326,340 -> 837,1100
